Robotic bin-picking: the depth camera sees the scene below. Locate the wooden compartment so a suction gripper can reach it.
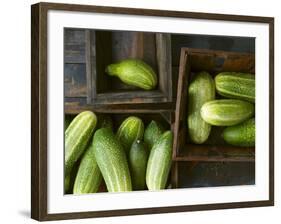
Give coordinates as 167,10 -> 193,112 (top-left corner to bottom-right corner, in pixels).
173,48 -> 255,160
85,30 -> 173,105
65,111 -> 175,193
171,48 -> 255,188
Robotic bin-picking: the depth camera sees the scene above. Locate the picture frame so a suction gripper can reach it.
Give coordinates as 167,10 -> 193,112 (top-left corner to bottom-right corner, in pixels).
31,2 -> 274,221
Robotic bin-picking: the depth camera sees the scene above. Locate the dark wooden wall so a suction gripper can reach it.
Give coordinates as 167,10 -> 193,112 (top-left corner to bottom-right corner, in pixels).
64,29 -> 87,98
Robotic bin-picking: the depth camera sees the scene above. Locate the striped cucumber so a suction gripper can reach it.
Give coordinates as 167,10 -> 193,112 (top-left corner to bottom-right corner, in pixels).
73,142 -> 102,194
146,131 -> 173,190
65,111 -> 97,176
116,116 -> 144,154
93,128 -> 132,192
201,99 -> 254,126
129,140 -> 149,190
106,59 -> 157,90
144,120 -> 164,150
215,72 -> 255,102
223,118 -> 255,147
188,71 -> 215,144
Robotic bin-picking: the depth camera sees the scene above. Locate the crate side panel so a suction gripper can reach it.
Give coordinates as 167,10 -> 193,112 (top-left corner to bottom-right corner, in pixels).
178,162 -> 255,188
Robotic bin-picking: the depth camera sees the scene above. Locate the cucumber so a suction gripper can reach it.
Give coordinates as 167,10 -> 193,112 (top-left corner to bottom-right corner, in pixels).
106,59 -> 157,90
188,71 -> 215,144
93,128 -> 132,192
215,72 -> 255,102
201,99 -> 254,126
73,142 -> 102,194
129,140 -> 149,190
144,120 -> 164,150
223,118 -> 255,147
97,114 -> 113,130
65,111 -> 97,176
116,116 -> 144,154
146,131 -> 173,190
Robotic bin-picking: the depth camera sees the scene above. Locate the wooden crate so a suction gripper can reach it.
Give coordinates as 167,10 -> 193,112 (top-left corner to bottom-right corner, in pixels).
85,29 -> 173,105
65,111 -> 175,194
171,48 -> 255,188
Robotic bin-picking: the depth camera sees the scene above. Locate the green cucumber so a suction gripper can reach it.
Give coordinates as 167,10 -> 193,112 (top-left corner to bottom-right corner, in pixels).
65,111 -> 97,176
188,71 -> 215,144
93,128 -> 132,192
73,142 -> 102,194
215,72 -> 255,102
144,120 -> 164,150
129,140 -> 149,190
223,118 -> 255,147
146,131 -> 173,190
106,59 -> 157,90
116,116 -> 144,154
201,99 -> 254,126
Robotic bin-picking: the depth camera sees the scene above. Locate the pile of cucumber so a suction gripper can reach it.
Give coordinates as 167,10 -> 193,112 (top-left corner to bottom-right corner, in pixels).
65,113 -> 173,194
188,71 -> 255,147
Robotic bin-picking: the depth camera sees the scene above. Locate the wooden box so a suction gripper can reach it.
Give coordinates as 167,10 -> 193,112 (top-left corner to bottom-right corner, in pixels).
85,30 -> 173,105
171,48 -> 255,188
65,111 -> 175,193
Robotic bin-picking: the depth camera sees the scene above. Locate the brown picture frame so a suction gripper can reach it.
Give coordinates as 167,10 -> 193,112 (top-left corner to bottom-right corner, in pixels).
31,2 -> 274,221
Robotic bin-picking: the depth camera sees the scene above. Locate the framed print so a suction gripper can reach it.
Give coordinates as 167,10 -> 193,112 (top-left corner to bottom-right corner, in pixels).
31,2 -> 274,221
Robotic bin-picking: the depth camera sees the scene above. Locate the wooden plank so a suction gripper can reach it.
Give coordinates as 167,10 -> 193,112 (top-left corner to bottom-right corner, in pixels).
156,33 -> 173,100
171,34 -> 255,66
64,97 -> 175,114
172,66 -> 179,100
94,90 -> 170,105
64,64 -> 87,97
185,48 -> 255,74
64,28 -> 86,63
64,28 -> 86,44
172,49 -> 189,159
85,30 -> 93,104
177,162 -> 255,188
174,144 -> 255,162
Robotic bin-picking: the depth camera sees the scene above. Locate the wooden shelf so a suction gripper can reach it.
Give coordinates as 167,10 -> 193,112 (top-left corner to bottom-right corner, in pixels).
64,97 -> 176,114
173,144 -> 255,162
